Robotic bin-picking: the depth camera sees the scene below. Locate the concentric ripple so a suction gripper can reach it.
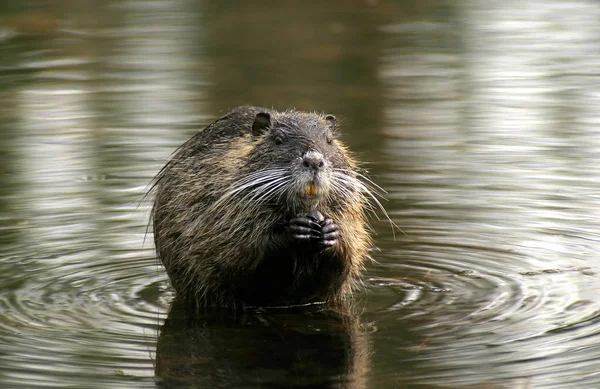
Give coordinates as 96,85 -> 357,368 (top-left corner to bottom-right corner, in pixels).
0,233 -> 173,388
364,231 -> 600,388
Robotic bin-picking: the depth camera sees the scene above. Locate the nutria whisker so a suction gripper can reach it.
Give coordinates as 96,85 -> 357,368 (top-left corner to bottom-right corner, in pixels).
351,170 -> 389,195
244,177 -> 292,214
209,169 -> 289,212
332,168 -> 388,200
329,178 -> 377,218
332,170 -> 399,238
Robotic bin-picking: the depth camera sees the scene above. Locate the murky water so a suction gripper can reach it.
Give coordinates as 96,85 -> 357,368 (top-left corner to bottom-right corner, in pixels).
1,1 -> 599,388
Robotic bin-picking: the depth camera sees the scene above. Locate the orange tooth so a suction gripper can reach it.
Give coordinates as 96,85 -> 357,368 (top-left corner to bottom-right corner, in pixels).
305,183 -> 317,196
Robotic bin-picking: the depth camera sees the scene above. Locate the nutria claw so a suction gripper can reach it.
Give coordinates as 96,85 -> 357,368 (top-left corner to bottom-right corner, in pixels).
289,212 -> 339,247
306,210 -> 325,223
289,215 -> 323,241
320,218 -> 340,247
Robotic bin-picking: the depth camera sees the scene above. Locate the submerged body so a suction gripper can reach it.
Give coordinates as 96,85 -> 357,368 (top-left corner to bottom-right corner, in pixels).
152,106 -> 374,308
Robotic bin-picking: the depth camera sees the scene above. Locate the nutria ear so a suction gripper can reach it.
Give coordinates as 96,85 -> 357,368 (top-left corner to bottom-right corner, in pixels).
325,115 -> 336,129
252,112 -> 271,136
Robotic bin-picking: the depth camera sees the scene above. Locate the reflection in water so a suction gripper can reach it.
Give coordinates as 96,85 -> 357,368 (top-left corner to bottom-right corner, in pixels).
0,0 -> 599,388
16,83 -> 101,258
156,301 -> 370,389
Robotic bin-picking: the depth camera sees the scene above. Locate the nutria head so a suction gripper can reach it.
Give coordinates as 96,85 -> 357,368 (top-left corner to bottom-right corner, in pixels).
234,110 -> 361,216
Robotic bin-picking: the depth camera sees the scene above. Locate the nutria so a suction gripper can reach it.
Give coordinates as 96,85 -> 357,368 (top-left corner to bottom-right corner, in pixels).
151,106 -> 384,308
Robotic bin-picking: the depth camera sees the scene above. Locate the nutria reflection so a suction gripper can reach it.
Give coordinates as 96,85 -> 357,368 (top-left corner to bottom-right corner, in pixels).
155,300 -> 371,388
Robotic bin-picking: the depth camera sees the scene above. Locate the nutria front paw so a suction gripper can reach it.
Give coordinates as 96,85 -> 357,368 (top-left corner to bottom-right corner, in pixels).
320,217 -> 340,247
289,210 -> 339,248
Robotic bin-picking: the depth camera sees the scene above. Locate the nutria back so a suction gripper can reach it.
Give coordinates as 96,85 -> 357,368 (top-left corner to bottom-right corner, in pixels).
152,106 -> 375,308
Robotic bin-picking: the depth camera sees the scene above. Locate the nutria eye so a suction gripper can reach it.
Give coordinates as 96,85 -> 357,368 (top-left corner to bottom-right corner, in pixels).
326,136 -> 333,145
274,133 -> 287,145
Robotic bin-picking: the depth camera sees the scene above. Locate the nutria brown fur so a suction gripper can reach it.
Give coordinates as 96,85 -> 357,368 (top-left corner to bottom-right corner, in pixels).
151,106 -> 377,308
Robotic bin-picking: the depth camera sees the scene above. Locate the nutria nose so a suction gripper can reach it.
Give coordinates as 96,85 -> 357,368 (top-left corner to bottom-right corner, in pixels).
302,150 -> 325,170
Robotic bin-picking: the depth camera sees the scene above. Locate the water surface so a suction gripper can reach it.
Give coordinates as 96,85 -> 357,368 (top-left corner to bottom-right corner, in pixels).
0,1 -> 599,388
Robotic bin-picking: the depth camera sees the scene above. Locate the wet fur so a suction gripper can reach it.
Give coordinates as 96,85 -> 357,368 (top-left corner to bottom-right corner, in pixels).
151,106 -> 374,308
